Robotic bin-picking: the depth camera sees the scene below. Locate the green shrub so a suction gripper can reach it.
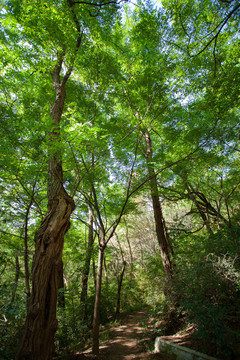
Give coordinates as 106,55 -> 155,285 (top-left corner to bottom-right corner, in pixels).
171,255 -> 240,359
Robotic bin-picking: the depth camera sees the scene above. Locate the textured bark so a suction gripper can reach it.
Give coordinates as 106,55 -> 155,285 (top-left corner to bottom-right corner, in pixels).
16,64 -> 75,360
92,235 -> 105,355
143,130 -> 173,275
16,193 -> 75,360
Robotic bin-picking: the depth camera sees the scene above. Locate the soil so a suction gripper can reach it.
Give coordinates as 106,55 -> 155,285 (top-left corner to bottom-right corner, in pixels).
64,308 -> 240,360
67,309 -> 174,360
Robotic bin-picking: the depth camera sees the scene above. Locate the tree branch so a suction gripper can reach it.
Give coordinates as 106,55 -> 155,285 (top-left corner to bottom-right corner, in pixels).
191,3 -> 240,57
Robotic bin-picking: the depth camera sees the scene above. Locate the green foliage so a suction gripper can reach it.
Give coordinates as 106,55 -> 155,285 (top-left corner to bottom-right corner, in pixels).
0,282 -> 26,359
170,226 -> 240,358
56,303 -> 91,355
1,0 -> 240,357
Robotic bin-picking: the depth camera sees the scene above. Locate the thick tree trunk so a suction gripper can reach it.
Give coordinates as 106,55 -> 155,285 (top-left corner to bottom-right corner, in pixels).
16,65 -> 75,360
143,130 -> 173,275
80,206 -> 95,319
16,192 -> 75,360
92,234 -> 105,355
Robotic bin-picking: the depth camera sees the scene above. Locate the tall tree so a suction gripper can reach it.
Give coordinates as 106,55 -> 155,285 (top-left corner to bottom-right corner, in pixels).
16,15 -> 80,360
111,5 -> 176,275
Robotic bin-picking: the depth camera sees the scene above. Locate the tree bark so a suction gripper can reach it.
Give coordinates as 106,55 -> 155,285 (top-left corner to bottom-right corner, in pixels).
124,219 -> 133,267
16,64 -> 75,360
116,260 -> 126,316
24,199 -> 33,309
143,130 -> 173,275
114,233 -> 126,315
11,256 -> 20,304
184,182 -> 213,234
57,260 -> 65,308
92,233 -> 105,355
92,258 -> 97,291
80,206 -> 95,319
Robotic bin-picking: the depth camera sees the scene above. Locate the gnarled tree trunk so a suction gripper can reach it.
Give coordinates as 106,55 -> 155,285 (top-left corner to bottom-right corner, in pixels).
16,64 -> 75,360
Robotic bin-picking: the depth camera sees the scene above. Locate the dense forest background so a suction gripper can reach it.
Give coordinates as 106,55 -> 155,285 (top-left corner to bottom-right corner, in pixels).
0,0 -> 240,359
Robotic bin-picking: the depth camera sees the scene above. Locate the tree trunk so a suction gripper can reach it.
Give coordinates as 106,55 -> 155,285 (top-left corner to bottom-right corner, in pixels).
116,260 -> 126,316
114,233 -> 126,315
92,234 -> 105,355
80,206 -> 95,319
92,258 -> 97,291
184,182 -> 213,234
16,64 -> 75,360
24,200 -> 33,309
143,130 -> 173,275
57,260 -> 65,308
103,254 -> 109,284
11,256 -> 20,304
124,219 -> 133,267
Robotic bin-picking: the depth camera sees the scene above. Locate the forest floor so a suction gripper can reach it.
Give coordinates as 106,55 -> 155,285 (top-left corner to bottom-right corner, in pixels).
67,308 -> 175,359
63,307 -> 240,360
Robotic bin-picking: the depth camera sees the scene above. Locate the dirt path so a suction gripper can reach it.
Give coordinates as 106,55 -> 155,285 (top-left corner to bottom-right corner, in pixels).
99,309 -> 151,359
70,309 -> 172,360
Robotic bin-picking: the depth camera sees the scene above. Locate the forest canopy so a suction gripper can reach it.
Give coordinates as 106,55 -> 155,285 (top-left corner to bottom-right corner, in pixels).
0,0 -> 240,359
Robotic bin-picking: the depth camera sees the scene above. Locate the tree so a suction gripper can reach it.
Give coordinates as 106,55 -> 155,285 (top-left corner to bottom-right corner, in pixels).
1,0 -> 240,358
111,5 -> 176,275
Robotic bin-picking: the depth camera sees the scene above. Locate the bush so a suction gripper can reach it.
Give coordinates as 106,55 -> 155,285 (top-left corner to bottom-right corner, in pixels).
0,284 -> 26,360
171,254 -> 240,359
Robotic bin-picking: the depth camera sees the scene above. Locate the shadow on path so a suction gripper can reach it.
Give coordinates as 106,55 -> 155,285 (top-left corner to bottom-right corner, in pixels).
68,309 -> 173,360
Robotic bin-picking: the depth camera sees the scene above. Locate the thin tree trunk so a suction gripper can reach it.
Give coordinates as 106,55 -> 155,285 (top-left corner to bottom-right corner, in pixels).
143,130 -> 173,275
114,233 -> 126,315
80,206 -> 95,319
24,199 -> 33,309
92,258 -> 97,291
92,233 -> 105,355
184,182 -> 213,234
116,260 -> 126,316
103,254 -> 109,284
57,260 -> 65,308
11,256 -> 20,305
124,219 -> 133,267
16,64 -> 75,360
